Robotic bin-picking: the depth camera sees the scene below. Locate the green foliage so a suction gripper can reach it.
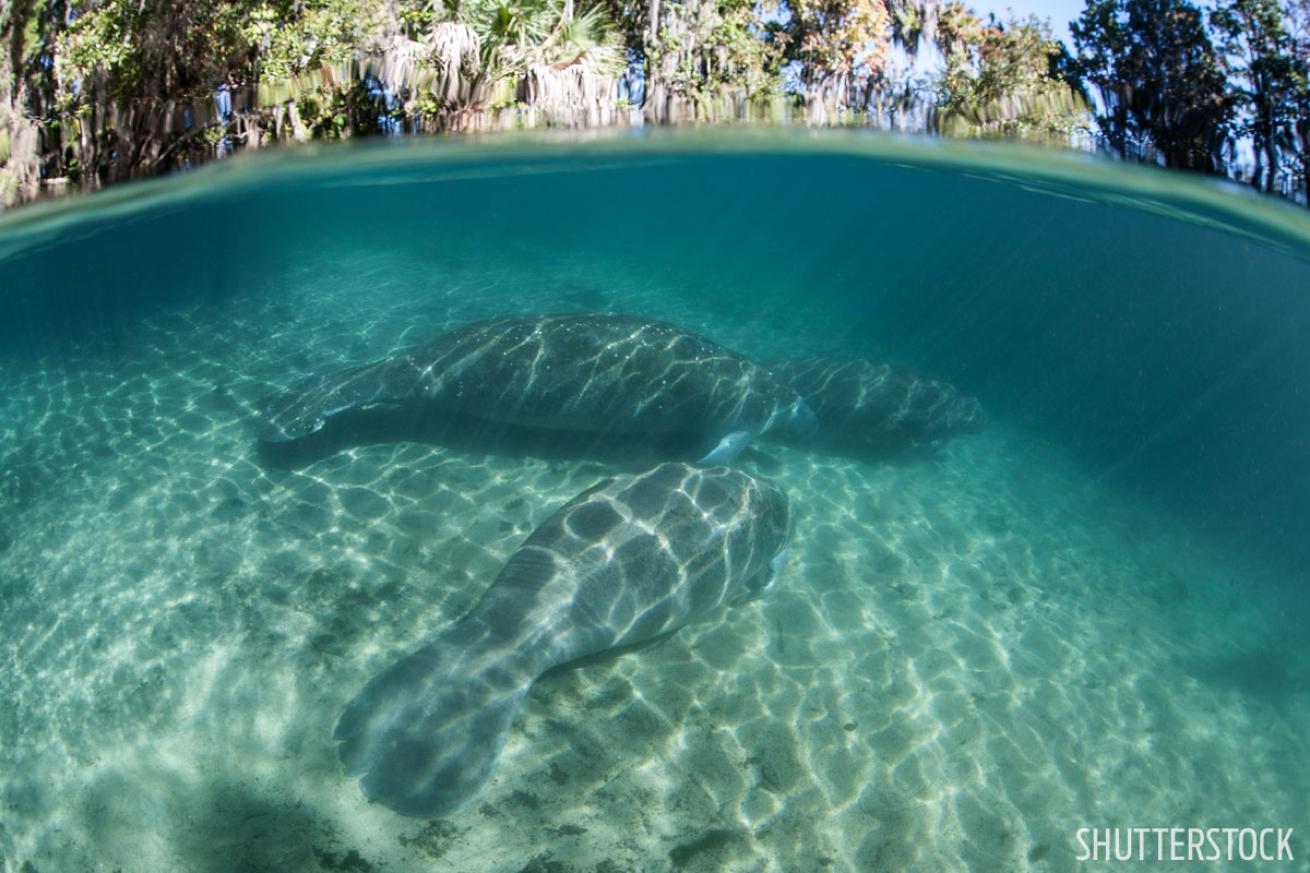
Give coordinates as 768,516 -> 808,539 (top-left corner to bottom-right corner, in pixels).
62,0 -> 257,104
0,167 -> 18,207
486,77 -> 519,110
412,89 -> 448,119
294,79 -> 386,137
616,0 -> 785,121
400,0 -> 626,114
252,0 -> 377,80
399,1 -> 437,37
3,0 -> 1308,208
935,15 -> 1091,143
780,0 -> 891,94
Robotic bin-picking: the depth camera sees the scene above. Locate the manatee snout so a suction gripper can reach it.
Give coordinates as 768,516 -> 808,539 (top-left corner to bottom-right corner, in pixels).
947,396 -> 986,435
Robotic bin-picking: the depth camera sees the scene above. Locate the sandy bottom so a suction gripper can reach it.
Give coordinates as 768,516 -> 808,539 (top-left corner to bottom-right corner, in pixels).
1,256 -> 1307,873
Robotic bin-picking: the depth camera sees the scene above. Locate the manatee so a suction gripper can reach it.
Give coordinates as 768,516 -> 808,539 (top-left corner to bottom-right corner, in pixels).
767,357 -> 985,451
255,314 -> 816,464
333,462 -> 791,818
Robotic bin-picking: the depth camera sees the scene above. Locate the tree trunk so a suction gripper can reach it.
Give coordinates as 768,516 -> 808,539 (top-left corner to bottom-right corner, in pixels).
642,0 -> 667,123
1301,115 -> 1310,207
1251,130 -> 1266,190
1,0 -> 45,207
1264,128 -> 1278,194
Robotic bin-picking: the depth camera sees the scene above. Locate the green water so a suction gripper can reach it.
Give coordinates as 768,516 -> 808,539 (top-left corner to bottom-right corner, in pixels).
0,131 -> 1307,872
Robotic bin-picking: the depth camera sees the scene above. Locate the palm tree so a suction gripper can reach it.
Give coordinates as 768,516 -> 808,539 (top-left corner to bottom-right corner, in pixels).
378,0 -> 623,128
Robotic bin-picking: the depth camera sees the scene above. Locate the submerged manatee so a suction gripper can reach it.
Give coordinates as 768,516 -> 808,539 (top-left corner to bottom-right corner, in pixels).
256,314 -> 815,463
767,357 -> 985,451
334,462 -> 791,818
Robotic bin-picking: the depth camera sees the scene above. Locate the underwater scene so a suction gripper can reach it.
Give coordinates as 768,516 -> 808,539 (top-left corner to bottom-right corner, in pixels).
0,132 -> 1308,872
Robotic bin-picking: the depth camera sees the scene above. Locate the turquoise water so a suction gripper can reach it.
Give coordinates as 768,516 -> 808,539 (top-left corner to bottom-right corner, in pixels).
0,131 -> 1307,872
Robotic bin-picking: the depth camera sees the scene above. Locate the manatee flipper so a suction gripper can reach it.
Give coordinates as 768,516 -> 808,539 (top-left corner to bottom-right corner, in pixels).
334,629 -> 532,818
256,357 -> 420,442
759,547 -> 791,597
698,429 -> 758,465
731,545 -> 791,606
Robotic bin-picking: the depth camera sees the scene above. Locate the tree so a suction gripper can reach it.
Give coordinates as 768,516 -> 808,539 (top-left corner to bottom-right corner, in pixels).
605,0 -> 783,124
57,0 -> 276,183
1211,0 -> 1300,191
374,0 -> 625,130
934,14 -> 1091,143
780,0 -> 892,122
884,0 -> 937,60
1284,0 -> 1310,201
4,0 -> 1307,210
1,0 -> 66,205
1072,0 -> 1232,171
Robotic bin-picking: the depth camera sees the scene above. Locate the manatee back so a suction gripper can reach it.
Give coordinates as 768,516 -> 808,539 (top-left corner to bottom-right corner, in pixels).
416,315 -> 786,435
479,463 -> 792,656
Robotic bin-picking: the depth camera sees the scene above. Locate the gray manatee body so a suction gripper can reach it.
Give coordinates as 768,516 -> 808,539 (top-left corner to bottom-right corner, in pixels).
767,357 -> 985,450
256,314 -> 815,463
333,462 -> 792,817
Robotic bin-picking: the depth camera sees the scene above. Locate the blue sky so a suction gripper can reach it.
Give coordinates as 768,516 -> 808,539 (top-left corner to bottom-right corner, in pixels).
990,0 -> 1088,46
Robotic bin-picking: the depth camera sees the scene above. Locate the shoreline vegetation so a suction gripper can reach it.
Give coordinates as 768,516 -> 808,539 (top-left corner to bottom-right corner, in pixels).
1,0 -> 1308,210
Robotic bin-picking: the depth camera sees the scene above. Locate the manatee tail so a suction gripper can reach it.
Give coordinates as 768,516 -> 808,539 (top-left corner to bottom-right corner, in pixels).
254,356 -> 419,443
334,629 -> 533,818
